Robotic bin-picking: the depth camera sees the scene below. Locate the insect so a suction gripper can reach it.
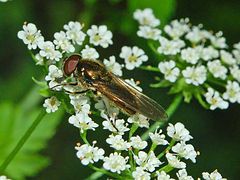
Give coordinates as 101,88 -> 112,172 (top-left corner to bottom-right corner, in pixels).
63,54 -> 168,121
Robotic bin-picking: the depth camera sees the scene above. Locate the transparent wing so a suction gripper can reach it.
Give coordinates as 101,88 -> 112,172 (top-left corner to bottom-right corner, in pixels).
93,75 -> 168,121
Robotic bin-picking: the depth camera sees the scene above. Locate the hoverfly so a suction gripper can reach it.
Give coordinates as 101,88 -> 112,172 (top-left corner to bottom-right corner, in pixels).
62,54 -> 168,121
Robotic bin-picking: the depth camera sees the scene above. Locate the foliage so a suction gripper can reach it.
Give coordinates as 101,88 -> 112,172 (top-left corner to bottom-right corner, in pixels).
0,101 -> 64,179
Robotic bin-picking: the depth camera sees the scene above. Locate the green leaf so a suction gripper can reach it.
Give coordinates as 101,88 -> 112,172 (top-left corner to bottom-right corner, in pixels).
0,102 -> 64,179
127,0 -> 176,26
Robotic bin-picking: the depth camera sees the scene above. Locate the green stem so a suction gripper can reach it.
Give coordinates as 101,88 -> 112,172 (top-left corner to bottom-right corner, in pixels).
85,171 -> 104,180
148,41 -> 159,55
207,77 -> 226,87
152,164 -> 174,177
0,109 -> 46,173
129,123 -> 138,139
157,139 -> 175,159
128,150 -> 135,172
139,65 -> 160,72
80,131 -> 90,145
87,164 -> 122,180
141,94 -> 183,140
149,143 -> 157,154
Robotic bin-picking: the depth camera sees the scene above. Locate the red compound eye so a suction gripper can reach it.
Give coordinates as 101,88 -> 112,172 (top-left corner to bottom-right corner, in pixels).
63,54 -> 81,76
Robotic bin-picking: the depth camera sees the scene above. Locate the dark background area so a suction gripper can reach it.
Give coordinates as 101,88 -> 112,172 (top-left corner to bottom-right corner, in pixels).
0,0 -> 239,179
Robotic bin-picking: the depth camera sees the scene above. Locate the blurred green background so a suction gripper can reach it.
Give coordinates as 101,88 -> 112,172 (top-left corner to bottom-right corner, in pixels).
0,0 -> 240,179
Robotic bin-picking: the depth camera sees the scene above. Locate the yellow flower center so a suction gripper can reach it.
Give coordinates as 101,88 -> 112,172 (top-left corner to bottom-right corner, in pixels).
128,55 -> 138,62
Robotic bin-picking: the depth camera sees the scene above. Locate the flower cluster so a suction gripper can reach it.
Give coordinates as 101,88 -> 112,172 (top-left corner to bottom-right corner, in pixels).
72,112 -> 225,180
17,21 -> 119,114
134,8 -> 240,111
18,17 -> 226,179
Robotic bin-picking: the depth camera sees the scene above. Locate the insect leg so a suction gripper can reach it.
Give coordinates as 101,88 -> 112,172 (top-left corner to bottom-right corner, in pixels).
50,82 -> 78,90
64,89 -> 90,95
50,82 -> 90,95
101,97 -> 119,133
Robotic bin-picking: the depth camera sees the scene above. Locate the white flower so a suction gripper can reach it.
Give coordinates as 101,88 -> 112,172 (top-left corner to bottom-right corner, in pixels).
0,176 -> 11,180
157,171 -> 174,180
69,95 -> 90,114
234,42 -> 240,50
223,81 -> 240,103
81,45 -> 99,59
185,26 -> 208,44
201,46 -> 219,61
102,118 -> 129,135
17,23 -> 44,50
130,136 -> 147,150
233,43 -> 240,63
35,53 -> 44,65
63,84 -> 83,93
164,18 -> 190,39
38,41 -> 62,61
172,142 -> 197,163
202,170 -> 227,180
158,60 -> 180,82
128,114 -> 149,128
205,88 -> 229,110
207,60 -> 227,80
166,153 -> 186,169
230,65 -> 240,82
181,47 -> 201,64
69,93 -> 90,102
48,80 -> 62,91
134,151 -> 162,172
63,21 -> 86,45
75,143 -> 104,165
182,65 -> 207,86
53,31 -> 75,53
68,113 -> 98,132
103,152 -> 130,174
176,169 -> 194,180
167,122 -> 192,142
120,46 -> 148,70
149,128 -> 168,145
43,96 -> 61,113
45,65 -> 63,81
132,167 -> 151,180
232,49 -> 240,64
103,56 -> 123,76
137,26 -> 161,40
87,25 -> 113,48
220,50 -> 236,65
106,134 -> 130,151
125,78 -> 143,92
210,32 -> 227,49
158,36 -> 185,55
133,8 -> 160,27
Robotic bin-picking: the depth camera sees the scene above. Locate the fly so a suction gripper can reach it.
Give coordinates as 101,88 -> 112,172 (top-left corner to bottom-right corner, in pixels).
62,54 -> 168,121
